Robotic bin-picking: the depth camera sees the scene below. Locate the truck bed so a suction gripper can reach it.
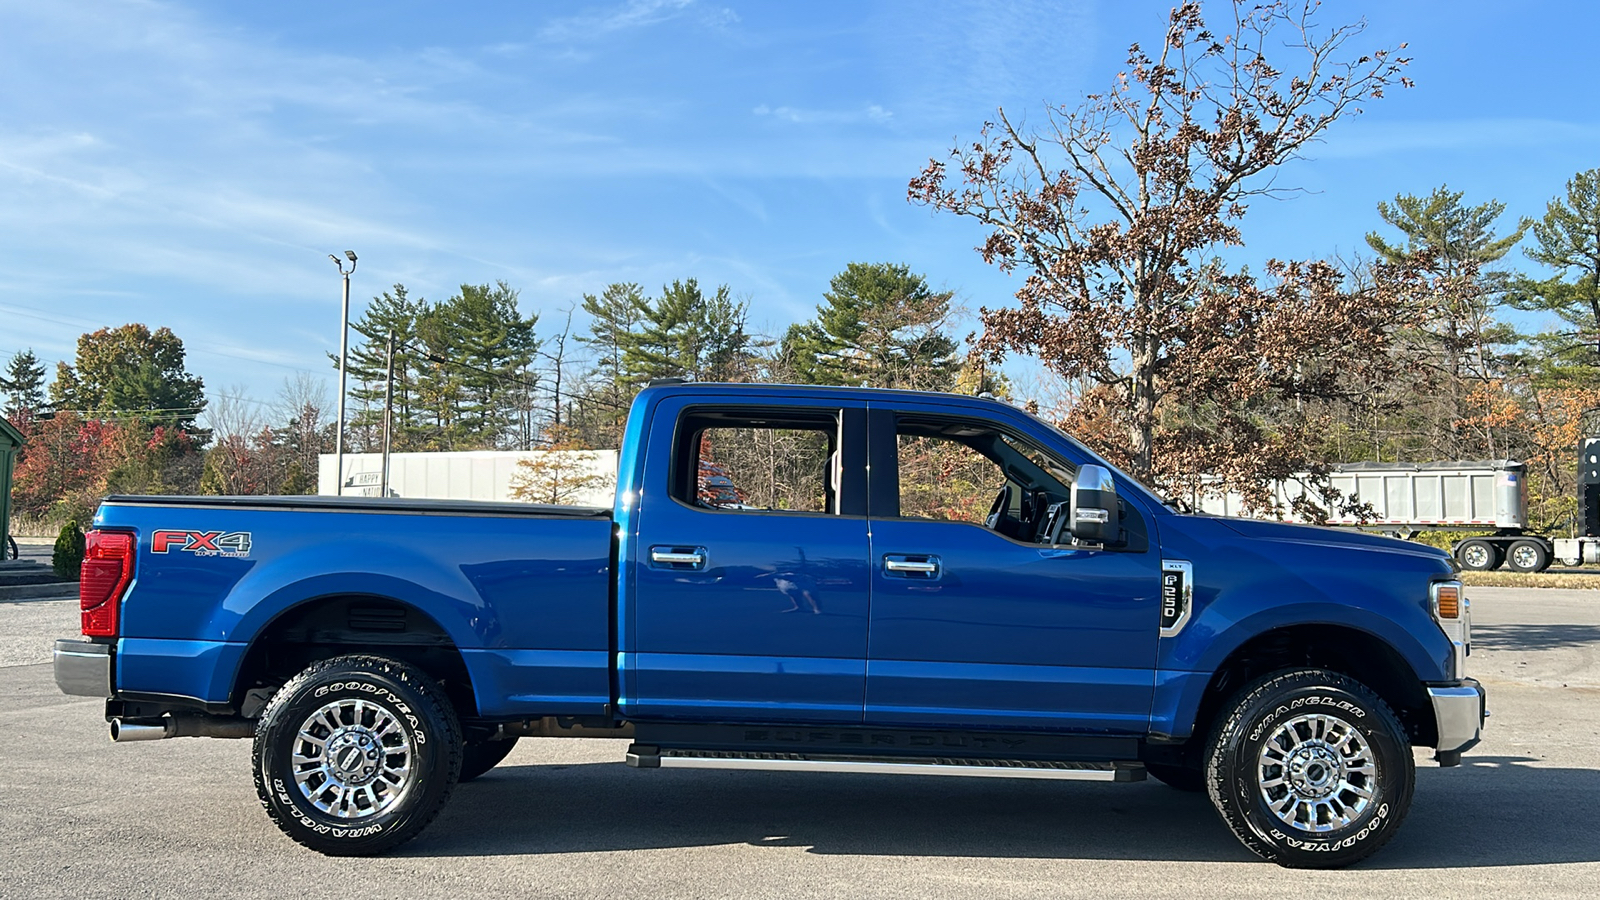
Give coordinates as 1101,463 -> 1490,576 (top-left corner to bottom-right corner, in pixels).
95,494 -> 616,720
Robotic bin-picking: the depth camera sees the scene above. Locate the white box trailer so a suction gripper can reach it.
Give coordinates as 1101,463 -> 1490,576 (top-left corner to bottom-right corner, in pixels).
317,450 -> 618,508
1189,460 -> 1561,572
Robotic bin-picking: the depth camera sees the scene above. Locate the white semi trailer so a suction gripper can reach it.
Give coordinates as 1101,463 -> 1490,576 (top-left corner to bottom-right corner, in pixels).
1188,458 -> 1597,573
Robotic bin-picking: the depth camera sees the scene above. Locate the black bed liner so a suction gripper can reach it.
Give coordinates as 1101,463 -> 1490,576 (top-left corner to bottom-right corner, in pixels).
101,495 -> 612,519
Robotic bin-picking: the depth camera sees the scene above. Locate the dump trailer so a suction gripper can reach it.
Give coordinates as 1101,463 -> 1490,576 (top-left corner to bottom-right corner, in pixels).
1191,459 -> 1568,573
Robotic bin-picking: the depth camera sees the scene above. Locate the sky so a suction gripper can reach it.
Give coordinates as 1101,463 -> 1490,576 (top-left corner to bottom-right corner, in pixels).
1,0 -> 1597,424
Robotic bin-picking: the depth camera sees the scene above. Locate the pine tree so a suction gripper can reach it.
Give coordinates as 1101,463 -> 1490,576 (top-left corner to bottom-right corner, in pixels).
574,283 -> 647,447
1365,186 -> 1529,458
413,281 -> 538,450
342,284 -> 424,451
1,349 -> 48,416
783,262 -> 958,389
620,280 -> 750,384
1508,169 -> 1600,385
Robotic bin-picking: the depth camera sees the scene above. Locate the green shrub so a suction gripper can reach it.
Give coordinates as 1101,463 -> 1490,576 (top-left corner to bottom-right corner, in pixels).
52,519 -> 86,579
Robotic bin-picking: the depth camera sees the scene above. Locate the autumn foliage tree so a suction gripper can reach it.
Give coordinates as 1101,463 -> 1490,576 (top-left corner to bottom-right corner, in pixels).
507,424 -> 614,505
50,324 -> 206,431
910,1 -> 1421,499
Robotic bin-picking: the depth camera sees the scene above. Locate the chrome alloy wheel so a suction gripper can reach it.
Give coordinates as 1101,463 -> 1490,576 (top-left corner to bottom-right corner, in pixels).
1510,544 -> 1539,570
291,698 -> 415,819
1256,713 -> 1377,833
1461,543 -> 1491,569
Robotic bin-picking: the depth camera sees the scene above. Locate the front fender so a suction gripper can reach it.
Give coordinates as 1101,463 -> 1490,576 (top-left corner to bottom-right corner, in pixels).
1149,515 -> 1455,740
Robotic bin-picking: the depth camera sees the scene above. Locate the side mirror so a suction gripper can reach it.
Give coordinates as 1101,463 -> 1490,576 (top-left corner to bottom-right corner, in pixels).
1068,464 -> 1120,545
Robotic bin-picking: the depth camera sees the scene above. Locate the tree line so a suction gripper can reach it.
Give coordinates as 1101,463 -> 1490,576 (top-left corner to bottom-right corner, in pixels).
1,261 -> 966,527
6,0 -> 1600,538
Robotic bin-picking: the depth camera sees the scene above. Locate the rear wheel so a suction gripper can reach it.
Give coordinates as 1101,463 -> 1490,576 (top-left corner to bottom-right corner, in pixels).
1205,668 -> 1413,869
253,654 -> 462,856
1506,539 -> 1550,573
1454,539 -> 1501,571
459,736 -> 520,782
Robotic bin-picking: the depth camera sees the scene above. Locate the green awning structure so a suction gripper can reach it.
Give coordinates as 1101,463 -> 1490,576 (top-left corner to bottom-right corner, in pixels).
1,417 -> 23,558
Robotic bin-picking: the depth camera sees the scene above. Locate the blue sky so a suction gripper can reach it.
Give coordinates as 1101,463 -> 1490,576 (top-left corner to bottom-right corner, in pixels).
2,0 -> 1597,418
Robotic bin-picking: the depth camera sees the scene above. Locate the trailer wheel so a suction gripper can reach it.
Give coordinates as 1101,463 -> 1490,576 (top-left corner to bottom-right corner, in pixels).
1506,539 -> 1550,573
1455,539 -> 1501,571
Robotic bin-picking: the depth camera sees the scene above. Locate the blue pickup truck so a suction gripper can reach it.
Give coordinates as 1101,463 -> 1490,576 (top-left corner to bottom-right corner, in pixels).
54,381 -> 1483,867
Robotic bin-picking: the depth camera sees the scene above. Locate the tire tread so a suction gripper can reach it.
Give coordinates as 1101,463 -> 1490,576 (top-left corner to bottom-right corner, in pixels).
1203,667 -> 1414,869
252,654 -> 462,856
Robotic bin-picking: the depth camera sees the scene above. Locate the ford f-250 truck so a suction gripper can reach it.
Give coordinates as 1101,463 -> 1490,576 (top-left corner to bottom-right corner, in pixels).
53,382 -> 1484,868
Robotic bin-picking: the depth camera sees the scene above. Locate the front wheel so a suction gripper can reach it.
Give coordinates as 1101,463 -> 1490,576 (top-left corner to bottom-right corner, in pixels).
1204,669 -> 1413,869
253,655 -> 462,855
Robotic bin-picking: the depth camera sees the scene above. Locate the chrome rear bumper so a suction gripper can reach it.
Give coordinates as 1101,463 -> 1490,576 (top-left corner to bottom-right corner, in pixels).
54,639 -> 110,698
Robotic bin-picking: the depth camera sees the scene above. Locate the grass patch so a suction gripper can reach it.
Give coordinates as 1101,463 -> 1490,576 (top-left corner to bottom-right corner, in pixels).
1461,570 -> 1600,590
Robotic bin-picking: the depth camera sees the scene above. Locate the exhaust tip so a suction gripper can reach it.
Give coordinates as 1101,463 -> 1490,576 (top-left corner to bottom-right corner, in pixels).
110,718 -> 170,742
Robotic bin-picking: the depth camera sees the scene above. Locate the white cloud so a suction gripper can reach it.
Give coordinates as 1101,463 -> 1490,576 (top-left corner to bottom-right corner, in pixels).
752,104 -> 894,126
539,0 -> 738,42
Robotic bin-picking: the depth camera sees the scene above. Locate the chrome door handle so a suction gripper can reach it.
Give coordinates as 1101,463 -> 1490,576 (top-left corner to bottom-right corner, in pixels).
884,555 -> 940,577
650,547 -> 707,569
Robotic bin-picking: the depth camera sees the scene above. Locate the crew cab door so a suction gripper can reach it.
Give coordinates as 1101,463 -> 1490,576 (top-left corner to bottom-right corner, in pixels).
621,395 -> 871,723
863,403 -> 1161,733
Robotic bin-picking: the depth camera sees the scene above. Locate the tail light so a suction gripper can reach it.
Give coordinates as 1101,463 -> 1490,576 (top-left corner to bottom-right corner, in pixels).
81,530 -> 135,637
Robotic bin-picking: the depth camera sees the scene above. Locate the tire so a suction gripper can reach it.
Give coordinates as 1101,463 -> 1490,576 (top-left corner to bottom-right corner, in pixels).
459,736 -> 520,783
1145,761 -> 1205,792
1454,539 -> 1500,571
1505,539 -> 1550,573
253,654 -> 462,856
1204,668 -> 1413,869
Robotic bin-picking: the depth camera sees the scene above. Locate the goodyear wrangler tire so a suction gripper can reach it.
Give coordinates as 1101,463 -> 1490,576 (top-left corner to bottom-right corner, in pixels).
1204,668 -> 1413,869
252,655 -> 462,856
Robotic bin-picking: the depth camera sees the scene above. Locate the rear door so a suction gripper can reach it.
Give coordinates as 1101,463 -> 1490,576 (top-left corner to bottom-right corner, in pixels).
863,402 -> 1161,733
622,394 -> 871,723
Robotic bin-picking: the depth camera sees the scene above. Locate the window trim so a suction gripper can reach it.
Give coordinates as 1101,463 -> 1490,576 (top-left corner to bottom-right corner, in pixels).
667,404 -> 868,518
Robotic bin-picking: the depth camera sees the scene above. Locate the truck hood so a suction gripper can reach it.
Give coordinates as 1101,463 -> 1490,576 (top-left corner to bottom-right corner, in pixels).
1210,516 -> 1454,564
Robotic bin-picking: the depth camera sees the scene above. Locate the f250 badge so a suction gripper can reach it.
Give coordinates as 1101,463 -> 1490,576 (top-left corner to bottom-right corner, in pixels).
151,529 -> 253,557
1159,559 -> 1193,637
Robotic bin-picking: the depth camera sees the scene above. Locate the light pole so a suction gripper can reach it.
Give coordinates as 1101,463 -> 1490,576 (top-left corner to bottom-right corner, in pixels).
330,250 -> 357,496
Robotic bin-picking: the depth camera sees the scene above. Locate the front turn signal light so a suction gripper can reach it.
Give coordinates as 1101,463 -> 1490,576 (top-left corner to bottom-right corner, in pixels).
1433,583 -> 1461,619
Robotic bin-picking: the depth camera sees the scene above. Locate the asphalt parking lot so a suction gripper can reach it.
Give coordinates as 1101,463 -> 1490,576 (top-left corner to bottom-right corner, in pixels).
1,586 -> 1596,899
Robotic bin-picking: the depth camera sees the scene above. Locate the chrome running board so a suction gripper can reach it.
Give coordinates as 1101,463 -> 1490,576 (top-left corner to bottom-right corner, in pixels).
625,747 -> 1145,782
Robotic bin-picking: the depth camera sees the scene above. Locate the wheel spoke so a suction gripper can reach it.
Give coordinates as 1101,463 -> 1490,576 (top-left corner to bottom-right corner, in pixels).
289,695 -> 417,820
1256,711 -> 1379,835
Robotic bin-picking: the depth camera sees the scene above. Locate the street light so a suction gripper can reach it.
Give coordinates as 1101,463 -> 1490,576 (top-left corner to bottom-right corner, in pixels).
330,250 -> 357,496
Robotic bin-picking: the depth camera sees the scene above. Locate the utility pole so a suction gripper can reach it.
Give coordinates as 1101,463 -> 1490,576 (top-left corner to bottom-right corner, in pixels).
330,250 -> 357,496
381,330 -> 395,498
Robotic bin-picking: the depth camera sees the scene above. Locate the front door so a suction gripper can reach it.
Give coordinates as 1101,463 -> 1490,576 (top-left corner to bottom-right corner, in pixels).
864,403 -> 1161,733
623,395 -> 871,723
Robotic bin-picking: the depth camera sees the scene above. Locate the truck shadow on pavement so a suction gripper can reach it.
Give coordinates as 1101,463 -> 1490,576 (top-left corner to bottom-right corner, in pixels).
1472,622 -> 1600,651
412,754 -> 1598,867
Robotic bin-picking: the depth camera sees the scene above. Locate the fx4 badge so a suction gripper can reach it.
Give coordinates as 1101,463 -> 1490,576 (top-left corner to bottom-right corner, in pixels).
151,530 -> 253,557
